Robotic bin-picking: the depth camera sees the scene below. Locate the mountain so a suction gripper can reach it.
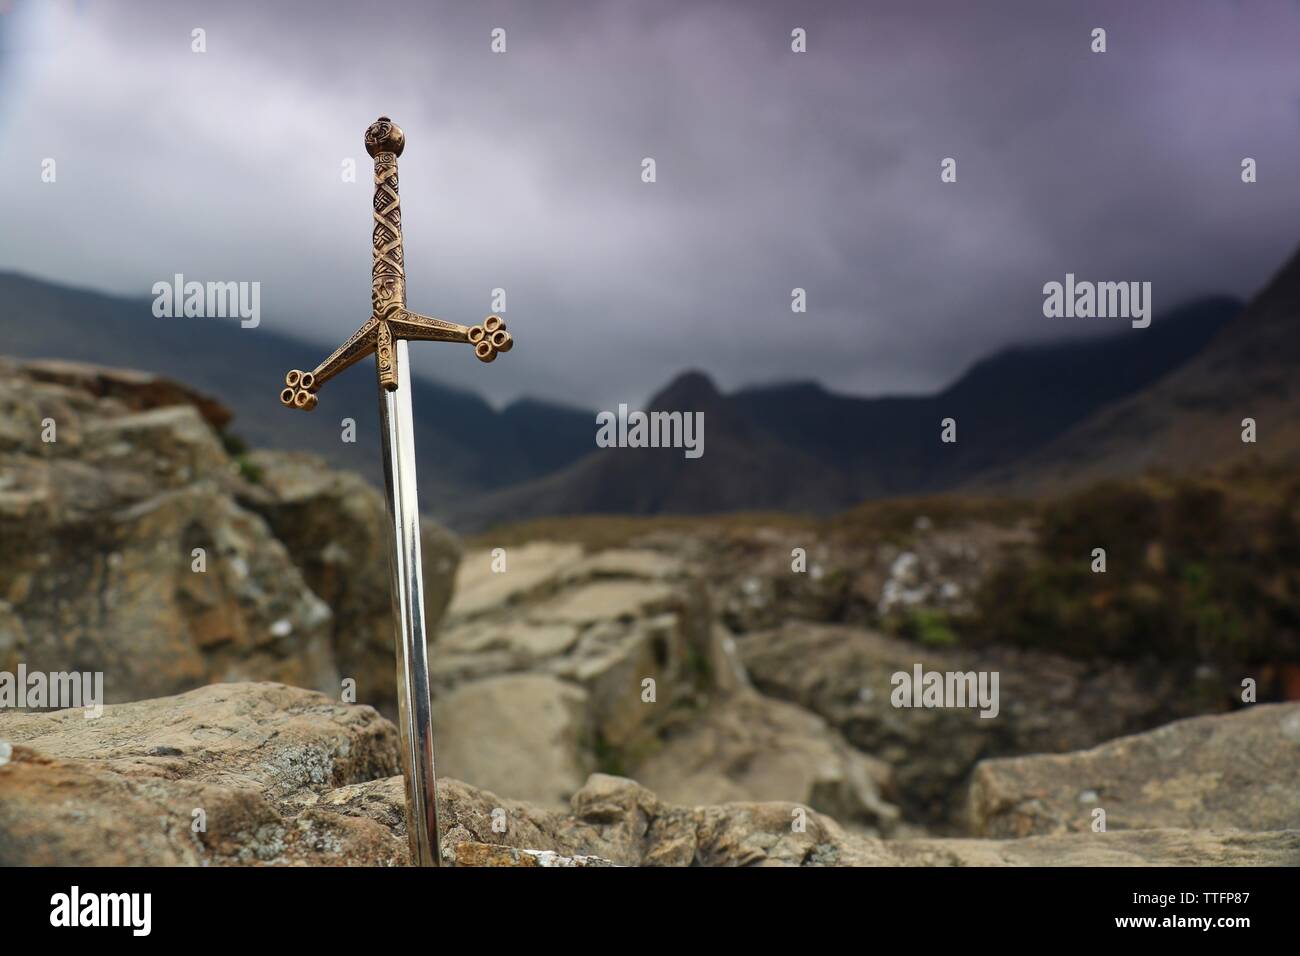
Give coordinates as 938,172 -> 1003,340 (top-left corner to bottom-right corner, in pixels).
0,271 -> 593,515
454,371 -> 858,529
731,296 -> 1240,495
973,246 -> 1300,492
454,296 -> 1242,530
1,269 -> 1260,531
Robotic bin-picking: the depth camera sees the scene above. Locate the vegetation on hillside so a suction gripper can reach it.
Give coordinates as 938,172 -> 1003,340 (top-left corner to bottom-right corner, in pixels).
966,468 -> 1300,669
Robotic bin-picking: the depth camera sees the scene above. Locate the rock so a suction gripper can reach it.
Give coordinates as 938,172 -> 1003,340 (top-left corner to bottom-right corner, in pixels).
660,519 -> 1031,635
432,543 -> 720,798
433,544 -> 903,823
431,674 -> 591,807
737,622 -> 1210,826
0,681 -> 398,795
18,358 -> 233,429
0,682 -> 402,866
2,682 -> 1296,866
969,703 -> 1300,837
631,689 -> 899,833
850,828 -> 1300,866
453,842 -> 617,867
0,362 -> 338,702
0,474 -> 336,702
0,360 -> 461,709
444,541 -> 584,622
239,450 -> 462,713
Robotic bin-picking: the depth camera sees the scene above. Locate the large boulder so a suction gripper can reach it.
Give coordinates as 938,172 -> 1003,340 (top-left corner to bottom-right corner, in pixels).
639,516 -> 1031,635
238,450 -> 461,713
630,689 -> 899,833
0,362 -> 337,701
737,622 -> 1210,825
969,703 -> 1300,837
430,544 -> 723,795
0,682 -> 400,865
1,683 -> 1295,866
0,358 -> 460,709
434,545 -> 900,821
431,673 -> 590,808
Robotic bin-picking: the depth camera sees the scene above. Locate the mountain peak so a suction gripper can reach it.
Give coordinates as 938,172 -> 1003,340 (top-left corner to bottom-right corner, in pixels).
649,369 -> 721,410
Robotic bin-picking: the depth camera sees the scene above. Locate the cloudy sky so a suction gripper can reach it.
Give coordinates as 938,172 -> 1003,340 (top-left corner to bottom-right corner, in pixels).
1,0 -> 1298,410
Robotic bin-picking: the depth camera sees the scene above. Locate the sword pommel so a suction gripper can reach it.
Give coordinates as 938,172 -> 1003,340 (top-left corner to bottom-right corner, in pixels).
365,116 -> 405,158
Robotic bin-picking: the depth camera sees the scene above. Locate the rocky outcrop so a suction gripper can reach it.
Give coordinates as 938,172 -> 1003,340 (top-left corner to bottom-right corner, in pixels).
237,450 -> 461,713
632,689 -> 898,833
427,543 -> 893,821
969,703 -> 1300,837
0,682 -> 401,866
0,361 -> 334,702
428,542 -> 716,806
0,358 -> 460,711
736,622 -> 1212,826
432,674 -> 591,808
667,518 -> 1031,635
1,682 -> 1294,866
17,358 -> 234,429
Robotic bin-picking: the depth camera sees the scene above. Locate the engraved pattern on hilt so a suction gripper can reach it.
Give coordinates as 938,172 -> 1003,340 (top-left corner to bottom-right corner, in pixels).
371,153 -> 406,322
278,116 -> 514,411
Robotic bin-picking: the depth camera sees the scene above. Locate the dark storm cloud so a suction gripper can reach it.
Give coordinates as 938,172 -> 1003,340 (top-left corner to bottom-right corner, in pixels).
1,0 -> 1298,409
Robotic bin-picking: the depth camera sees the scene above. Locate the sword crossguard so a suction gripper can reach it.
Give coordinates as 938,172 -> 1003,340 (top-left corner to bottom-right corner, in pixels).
276,117 -> 514,412
279,369 -> 318,410
468,315 -> 513,363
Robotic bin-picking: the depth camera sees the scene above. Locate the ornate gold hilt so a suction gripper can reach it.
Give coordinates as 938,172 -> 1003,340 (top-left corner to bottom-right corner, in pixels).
368,116 -> 406,390
277,116 -> 514,412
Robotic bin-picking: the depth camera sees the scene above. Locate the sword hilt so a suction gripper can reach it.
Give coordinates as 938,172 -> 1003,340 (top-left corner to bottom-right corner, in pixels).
368,117 -> 406,391
277,116 -> 514,417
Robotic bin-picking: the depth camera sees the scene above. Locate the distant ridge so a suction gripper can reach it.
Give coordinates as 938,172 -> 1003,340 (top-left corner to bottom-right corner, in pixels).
453,295 -> 1241,530
973,245 -> 1300,492
3,267 -> 1271,530
0,270 -> 594,513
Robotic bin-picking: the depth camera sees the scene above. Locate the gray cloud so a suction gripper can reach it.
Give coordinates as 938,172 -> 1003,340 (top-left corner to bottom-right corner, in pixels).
1,0 -> 1298,409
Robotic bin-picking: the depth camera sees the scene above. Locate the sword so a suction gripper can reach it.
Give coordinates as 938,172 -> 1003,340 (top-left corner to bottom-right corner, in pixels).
278,116 -> 513,866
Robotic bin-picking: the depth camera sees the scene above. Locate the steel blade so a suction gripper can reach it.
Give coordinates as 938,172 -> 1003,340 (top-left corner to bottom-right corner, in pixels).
378,339 -> 441,866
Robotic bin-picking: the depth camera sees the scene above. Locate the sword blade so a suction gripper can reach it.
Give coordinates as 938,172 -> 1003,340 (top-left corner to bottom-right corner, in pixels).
378,340 -> 441,866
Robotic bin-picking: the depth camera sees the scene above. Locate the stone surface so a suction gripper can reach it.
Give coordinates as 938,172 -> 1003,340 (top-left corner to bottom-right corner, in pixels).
240,450 -> 461,714
737,622 -> 1212,826
431,673 -> 591,807
444,541 -> 585,623
648,519 -> 1031,636
631,689 -> 899,833
969,703 -> 1300,837
453,842 -> 617,867
0,682 -> 398,796
0,683 -> 401,866
0,358 -> 459,709
431,543 -> 720,792
18,358 -> 233,429
1,682 -> 1295,867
